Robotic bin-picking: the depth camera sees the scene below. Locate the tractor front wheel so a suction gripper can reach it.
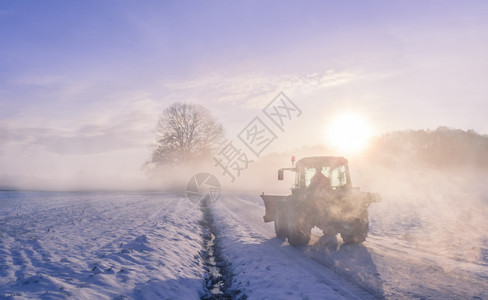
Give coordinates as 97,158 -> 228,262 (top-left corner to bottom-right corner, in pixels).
341,215 -> 369,244
274,201 -> 288,238
286,203 -> 310,246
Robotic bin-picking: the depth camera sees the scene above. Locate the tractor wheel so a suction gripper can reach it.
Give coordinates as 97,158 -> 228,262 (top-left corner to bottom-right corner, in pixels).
274,201 -> 288,238
286,203 -> 310,246
341,214 -> 369,244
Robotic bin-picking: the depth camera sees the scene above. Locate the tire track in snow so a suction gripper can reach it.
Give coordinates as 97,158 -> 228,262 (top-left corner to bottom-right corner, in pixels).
200,206 -> 238,300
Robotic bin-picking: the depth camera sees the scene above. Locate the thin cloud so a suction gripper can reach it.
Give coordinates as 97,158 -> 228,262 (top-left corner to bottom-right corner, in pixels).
160,70 -> 359,109
0,96 -> 162,190
0,98 -> 158,156
11,74 -> 98,102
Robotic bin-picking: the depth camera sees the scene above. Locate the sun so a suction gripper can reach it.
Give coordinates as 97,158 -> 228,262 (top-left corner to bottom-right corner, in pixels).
325,112 -> 373,153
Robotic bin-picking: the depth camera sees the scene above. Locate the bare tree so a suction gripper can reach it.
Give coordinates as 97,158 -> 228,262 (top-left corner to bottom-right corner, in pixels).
147,102 -> 225,171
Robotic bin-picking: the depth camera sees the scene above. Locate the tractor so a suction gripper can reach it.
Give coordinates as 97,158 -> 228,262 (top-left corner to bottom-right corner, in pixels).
260,156 -> 380,246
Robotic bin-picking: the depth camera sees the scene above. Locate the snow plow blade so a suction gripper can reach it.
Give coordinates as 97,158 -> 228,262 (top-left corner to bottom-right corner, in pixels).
260,194 -> 287,223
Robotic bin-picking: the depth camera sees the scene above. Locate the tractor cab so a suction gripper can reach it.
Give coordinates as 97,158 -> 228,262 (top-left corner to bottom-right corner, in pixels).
279,156 -> 352,192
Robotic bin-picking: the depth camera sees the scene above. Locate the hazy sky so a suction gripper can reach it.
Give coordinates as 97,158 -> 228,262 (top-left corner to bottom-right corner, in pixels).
1,1 -> 487,189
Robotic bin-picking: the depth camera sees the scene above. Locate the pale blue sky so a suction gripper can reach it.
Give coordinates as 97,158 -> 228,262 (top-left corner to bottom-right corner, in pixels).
1,1 -> 487,189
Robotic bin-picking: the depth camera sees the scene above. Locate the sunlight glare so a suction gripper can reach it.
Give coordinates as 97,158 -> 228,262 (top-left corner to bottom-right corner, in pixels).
326,112 -> 373,153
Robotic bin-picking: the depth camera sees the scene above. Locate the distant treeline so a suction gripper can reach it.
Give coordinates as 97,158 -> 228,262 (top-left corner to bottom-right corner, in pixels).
369,127 -> 488,169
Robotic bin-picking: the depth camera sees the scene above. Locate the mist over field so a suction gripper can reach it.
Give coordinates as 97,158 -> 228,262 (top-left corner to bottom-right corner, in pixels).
1,1 -> 488,298
363,130 -> 488,264
216,128 -> 488,265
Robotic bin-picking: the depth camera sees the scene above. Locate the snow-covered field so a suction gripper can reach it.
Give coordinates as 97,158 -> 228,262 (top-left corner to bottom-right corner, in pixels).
1,191 -> 487,299
0,192 -> 205,299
